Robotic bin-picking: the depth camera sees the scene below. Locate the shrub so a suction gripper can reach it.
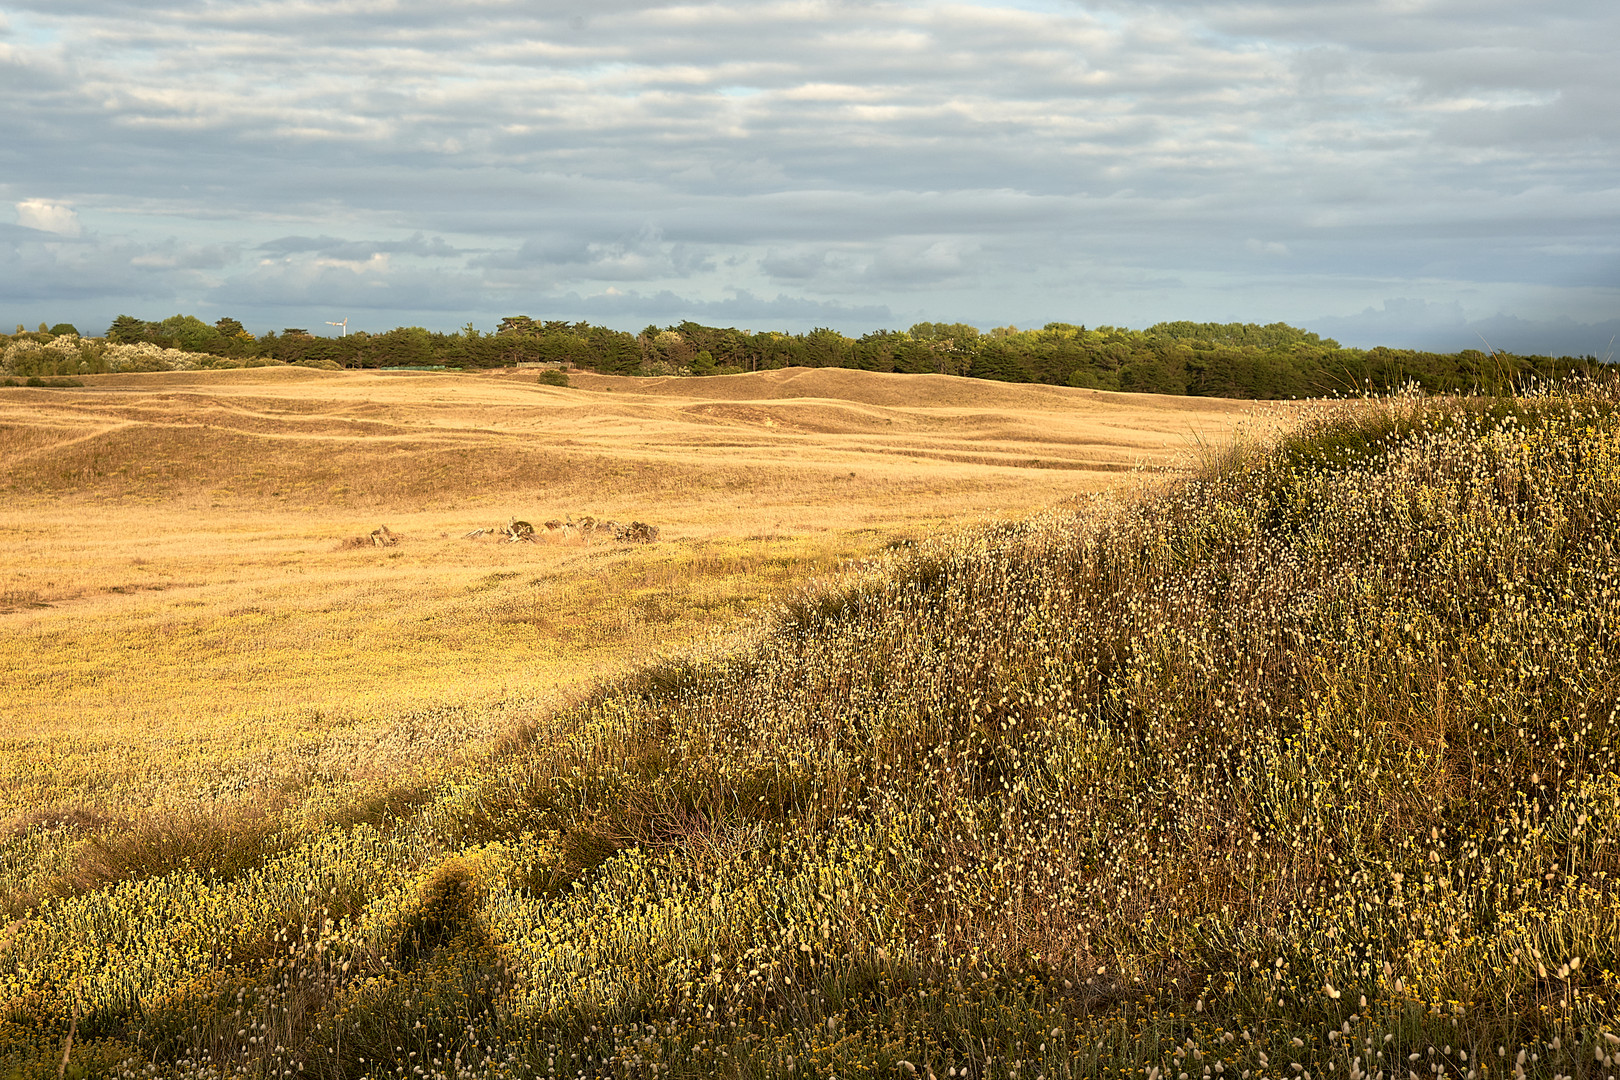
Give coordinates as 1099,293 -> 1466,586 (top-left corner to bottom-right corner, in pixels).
66,805 -> 284,892
1,336 -> 94,377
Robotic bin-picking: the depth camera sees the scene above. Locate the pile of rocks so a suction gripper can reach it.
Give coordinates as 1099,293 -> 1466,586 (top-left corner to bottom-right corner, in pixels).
613,521 -> 660,543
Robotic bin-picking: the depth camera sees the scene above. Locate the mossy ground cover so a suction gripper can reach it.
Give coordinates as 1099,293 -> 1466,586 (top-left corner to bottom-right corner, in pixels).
6,384 -> 1620,1078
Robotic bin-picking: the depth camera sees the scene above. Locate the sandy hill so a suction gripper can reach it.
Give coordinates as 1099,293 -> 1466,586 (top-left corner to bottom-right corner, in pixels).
1,366 -> 1277,512
0,362 -> 1284,888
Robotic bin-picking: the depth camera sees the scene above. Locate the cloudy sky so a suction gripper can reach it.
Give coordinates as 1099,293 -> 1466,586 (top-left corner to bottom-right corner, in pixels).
2,0 -> 1616,352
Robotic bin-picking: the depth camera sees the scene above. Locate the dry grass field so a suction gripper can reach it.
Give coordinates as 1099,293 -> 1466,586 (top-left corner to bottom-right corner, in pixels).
0,366 -> 1268,825
6,373 -> 1620,1080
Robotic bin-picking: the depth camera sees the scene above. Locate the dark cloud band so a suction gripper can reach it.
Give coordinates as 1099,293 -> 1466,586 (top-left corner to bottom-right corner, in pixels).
2,0 -> 1615,349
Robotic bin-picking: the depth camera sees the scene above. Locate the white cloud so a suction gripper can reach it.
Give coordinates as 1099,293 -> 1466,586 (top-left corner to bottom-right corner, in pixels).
0,0 -> 1612,347
16,199 -> 82,236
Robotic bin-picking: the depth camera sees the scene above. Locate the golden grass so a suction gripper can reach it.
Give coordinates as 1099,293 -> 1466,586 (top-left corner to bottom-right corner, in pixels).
0,366 -> 1270,824
5,383 -> 1619,1080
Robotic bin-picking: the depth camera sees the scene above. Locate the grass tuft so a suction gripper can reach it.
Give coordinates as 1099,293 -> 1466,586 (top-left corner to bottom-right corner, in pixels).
68,804 -> 285,890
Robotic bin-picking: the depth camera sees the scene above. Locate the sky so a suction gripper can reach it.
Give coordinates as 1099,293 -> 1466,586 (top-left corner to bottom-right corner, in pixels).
1,0 -> 1616,354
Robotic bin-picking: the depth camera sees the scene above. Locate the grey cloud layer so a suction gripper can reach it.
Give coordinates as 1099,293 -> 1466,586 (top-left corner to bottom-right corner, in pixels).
0,0 -> 1614,347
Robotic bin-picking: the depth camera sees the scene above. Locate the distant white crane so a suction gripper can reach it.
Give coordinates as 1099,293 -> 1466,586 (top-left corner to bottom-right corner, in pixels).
326,318 -> 349,337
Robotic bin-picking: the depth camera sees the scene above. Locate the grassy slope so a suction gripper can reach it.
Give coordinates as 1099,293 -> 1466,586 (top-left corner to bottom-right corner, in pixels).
1,367 -> 1254,824
5,386 -> 1620,1078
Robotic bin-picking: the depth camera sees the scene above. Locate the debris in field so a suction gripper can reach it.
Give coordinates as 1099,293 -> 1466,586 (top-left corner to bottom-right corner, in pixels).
462,514 -> 628,542
0,589 -> 52,613
460,519 -> 538,542
614,520 -> 660,543
337,525 -> 403,549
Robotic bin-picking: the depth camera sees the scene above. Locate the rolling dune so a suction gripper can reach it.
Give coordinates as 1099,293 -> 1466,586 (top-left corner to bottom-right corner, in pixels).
1,366 -> 1274,510
0,366 -> 1281,819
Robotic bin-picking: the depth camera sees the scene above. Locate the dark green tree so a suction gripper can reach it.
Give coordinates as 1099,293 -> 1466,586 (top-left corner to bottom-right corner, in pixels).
375,326 -> 433,367
497,316 -> 538,336
157,314 -> 225,353
801,327 -> 852,367
908,321 -> 981,345
106,315 -> 151,343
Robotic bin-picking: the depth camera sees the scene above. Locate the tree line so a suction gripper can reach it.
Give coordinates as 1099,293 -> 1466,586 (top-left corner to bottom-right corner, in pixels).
4,314 -> 1609,398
